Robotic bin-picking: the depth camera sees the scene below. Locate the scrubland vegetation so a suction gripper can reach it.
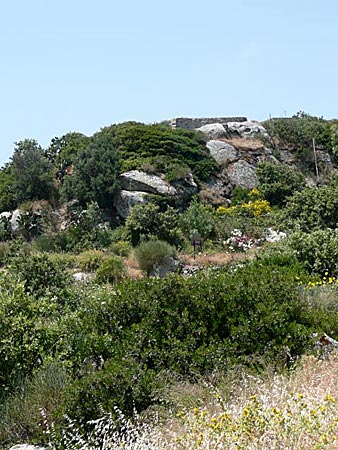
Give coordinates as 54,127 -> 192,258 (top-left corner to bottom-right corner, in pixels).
1,113 -> 338,448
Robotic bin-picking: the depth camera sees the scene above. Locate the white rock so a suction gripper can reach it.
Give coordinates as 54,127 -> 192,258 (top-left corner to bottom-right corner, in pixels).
265,228 -> 287,243
10,209 -> 21,232
114,190 -> 149,218
196,123 -> 228,140
227,120 -> 268,138
206,140 -> 238,164
120,170 -> 177,196
9,445 -> 47,450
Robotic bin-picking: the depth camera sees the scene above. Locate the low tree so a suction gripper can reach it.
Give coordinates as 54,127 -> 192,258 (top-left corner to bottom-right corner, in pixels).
11,139 -> 56,204
61,134 -> 121,209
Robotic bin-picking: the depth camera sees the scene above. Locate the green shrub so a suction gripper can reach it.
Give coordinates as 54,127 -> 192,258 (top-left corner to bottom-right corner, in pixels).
134,240 -> 176,275
95,256 -> 125,283
125,202 -> 182,247
76,249 -> 107,272
179,197 -> 216,240
257,162 -> 305,207
109,240 -> 131,257
9,253 -> 71,297
287,229 -> 338,276
282,184 -> 338,232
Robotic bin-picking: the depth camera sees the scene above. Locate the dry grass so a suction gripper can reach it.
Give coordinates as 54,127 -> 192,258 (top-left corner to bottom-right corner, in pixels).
180,249 -> 255,267
220,137 -> 265,151
51,355 -> 338,449
123,252 -> 144,279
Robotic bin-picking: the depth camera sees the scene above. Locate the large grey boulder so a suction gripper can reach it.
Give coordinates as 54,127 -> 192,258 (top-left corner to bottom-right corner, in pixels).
196,123 -> 228,140
120,170 -> 176,196
149,256 -> 181,278
226,160 -> 259,189
206,140 -> 238,164
227,120 -> 268,138
114,190 -> 149,219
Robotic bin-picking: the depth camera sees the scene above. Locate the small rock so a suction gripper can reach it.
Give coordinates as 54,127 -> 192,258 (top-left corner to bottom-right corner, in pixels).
149,256 -> 181,278
73,272 -> 94,283
120,170 -> 177,196
9,445 -> 48,450
227,120 -> 268,138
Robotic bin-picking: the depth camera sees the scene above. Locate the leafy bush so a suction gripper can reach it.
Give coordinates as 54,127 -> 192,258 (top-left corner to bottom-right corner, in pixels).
282,184 -> 338,232
125,202 -> 182,247
76,249 -> 107,272
179,197 -> 216,240
110,240 -> 131,257
257,162 -> 305,207
95,256 -> 125,283
134,240 -> 176,275
263,112 -> 332,155
287,229 -> 338,276
9,252 -> 71,297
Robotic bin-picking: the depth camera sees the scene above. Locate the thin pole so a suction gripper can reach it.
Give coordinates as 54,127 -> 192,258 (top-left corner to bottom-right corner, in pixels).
312,138 -> 319,185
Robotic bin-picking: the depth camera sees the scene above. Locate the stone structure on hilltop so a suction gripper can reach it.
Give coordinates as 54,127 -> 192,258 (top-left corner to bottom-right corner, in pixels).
162,116 -> 247,130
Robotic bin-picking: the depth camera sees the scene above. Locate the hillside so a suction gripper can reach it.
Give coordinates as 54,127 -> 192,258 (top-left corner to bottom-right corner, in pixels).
2,112 -> 338,449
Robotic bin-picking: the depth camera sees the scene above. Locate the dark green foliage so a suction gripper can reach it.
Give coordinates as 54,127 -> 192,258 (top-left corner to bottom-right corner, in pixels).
9,252 -> 71,297
257,162 -> 305,207
96,122 -> 216,182
125,202 -> 182,246
0,165 -> 17,212
11,139 -> 56,204
62,134 -> 120,208
46,132 -> 90,168
263,112 -> 332,154
282,184 -> 338,232
134,240 -> 176,275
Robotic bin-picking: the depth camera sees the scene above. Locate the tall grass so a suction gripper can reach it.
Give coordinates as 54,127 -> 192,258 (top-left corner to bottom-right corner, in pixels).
46,355 -> 338,449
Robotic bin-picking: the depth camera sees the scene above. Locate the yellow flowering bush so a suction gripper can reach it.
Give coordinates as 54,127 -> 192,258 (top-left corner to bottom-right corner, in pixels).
216,199 -> 271,217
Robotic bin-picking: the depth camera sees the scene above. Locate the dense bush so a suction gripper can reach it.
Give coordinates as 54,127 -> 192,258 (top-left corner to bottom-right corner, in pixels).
97,122 -> 216,182
95,256 -> 125,283
125,202 -> 182,247
263,112 -> 332,155
257,162 -> 305,207
179,197 -> 216,240
287,229 -> 338,276
282,184 -> 338,232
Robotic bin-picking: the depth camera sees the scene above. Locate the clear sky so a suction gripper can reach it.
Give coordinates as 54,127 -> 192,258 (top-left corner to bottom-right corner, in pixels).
1,0 -> 337,167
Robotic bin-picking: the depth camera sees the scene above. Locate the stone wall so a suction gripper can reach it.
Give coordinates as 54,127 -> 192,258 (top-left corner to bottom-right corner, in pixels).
162,117 -> 247,130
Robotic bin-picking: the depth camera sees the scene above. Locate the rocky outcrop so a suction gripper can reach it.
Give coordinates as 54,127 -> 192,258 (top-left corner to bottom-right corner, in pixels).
115,170 -> 197,218
196,123 -> 228,140
171,173 -> 198,199
120,170 -> 176,196
206,140 -> 238,164
114,190 -> 149,219
227,120 -> 268,138
227,160 -> 259,189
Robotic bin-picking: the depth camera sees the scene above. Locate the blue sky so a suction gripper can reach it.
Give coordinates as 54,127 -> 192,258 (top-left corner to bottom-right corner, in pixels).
1,0 -> 337,167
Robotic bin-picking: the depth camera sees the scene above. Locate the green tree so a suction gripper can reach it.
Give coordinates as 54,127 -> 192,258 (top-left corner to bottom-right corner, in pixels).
11,139 -> 56,204
0,164 -> 17,212
61,134 -> 121,209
